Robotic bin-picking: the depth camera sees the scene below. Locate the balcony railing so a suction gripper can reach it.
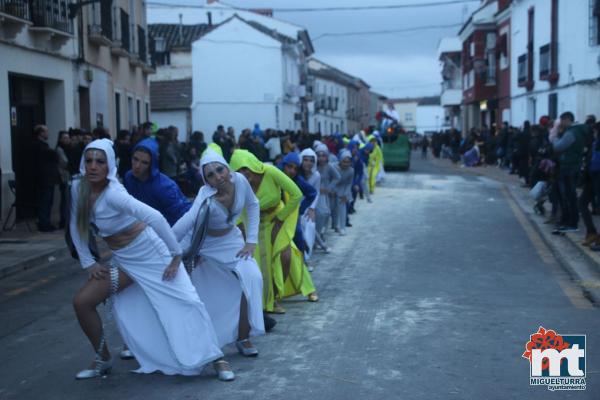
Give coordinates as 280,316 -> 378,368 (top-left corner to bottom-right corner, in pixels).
0,0 -> 30,20
31,0 -> 73,34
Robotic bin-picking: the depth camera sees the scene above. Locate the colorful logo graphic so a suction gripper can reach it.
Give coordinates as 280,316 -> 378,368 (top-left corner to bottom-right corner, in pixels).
522,327 -> 586,391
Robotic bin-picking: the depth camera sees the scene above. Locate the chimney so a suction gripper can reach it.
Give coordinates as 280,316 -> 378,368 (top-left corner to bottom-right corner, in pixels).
207,11 -> 212,27
178,13 -> 183,45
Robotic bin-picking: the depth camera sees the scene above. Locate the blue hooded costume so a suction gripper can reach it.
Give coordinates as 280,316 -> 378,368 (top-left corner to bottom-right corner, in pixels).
123,138 -> 192,226
279,151 -> 317,252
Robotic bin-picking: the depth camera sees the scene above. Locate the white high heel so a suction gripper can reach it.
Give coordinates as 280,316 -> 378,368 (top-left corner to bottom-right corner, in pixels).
75,358 -> 114,380
213,360 -> 235,381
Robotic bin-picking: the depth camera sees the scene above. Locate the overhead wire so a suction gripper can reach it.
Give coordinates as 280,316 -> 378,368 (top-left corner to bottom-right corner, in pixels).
147,0 -> 479,13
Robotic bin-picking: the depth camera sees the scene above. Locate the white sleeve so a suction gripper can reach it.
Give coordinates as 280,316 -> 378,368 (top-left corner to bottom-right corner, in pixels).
69,182 -> 96,269
106,187 -> 182,256
172,195 -> 202,242
241,176 -> 260,244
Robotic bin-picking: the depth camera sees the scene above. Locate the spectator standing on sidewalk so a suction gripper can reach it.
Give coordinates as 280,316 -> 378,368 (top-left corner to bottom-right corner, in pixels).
115,130 -> 132,179
213,125 -> 235,162
31,125 -> 60,232
56,131 -> 72,229
421,136 -> 429,159
264,130 -> 282,162
552,112 -> 590,232
159,126 -> 180,180
578,117 -> 599,246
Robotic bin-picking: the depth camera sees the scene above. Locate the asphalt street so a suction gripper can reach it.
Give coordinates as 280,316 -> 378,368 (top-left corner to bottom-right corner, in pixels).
1,154 -> 599,399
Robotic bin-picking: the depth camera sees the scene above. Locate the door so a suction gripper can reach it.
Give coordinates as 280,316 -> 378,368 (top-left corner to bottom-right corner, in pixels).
78,86 -> 90,130
9,75 -> 45,219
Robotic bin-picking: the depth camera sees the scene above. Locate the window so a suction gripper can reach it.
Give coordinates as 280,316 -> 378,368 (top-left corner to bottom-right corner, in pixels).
136,99 -> 141,125
539,44 -> 551,78
115,92 -> 121,131
590,0 -> 600,45
486,52 -> 497,85
405,112 -> 413,122
145,102 -> 150,122
127,96 -> 134,128
518,54 -> 528,85
548,93 -> 558,119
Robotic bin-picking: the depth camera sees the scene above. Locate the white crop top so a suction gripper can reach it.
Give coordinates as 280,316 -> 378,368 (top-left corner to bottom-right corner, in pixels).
70,180 -> 182,269
173,172 -> 259,244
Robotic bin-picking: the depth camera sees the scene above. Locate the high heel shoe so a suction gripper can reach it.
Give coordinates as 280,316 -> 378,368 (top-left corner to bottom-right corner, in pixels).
236,339 -> 259,357
75,357 -> 113,380
213,360 -> 235,381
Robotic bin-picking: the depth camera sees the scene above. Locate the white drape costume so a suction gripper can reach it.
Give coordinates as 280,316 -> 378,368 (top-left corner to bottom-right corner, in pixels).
70,139 -> 222,375
172,149 -> 265,348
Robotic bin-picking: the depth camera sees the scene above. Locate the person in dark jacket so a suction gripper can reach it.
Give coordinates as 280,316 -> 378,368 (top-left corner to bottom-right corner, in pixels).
31,125 -> 61,232
123,138 -> 191,226
115,130 -> 132,179
553,112 -> 591,232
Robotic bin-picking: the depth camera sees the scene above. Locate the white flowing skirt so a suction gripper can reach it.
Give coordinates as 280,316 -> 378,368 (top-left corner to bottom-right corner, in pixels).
112,227 -> 223,375
191,227 -> 265,348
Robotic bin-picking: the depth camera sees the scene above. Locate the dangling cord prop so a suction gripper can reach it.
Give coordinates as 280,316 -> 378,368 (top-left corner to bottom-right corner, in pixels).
94,264 -> 119,376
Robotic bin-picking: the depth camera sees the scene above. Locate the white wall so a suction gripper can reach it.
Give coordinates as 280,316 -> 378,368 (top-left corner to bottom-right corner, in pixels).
416,105 -> 445,134
152,110 -> 189,142
150,51 -> 193,82
192,18 -> 301,137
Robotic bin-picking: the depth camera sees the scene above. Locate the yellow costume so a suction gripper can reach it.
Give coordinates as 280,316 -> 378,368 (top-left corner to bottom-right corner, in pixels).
229,150 -> 316,312
367,136 -> 383,194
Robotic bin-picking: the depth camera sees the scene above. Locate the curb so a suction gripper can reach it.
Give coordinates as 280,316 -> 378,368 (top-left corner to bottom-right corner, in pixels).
504,184 -> 600,306
0,247 -> 72,280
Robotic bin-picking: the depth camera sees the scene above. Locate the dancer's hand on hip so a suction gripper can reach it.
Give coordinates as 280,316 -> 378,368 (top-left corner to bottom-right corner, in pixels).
163,256 -> 181,281
236,243 -> 256,259
89,263 -> 109,280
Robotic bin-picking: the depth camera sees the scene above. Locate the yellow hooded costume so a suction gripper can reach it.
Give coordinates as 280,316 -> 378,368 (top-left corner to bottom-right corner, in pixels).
367,135 -> 383,193
229,150 -> 316,312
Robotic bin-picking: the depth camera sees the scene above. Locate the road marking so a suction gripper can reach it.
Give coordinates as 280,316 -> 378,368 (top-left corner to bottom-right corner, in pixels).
501,186 -> 593,310
3,276 -> 56,298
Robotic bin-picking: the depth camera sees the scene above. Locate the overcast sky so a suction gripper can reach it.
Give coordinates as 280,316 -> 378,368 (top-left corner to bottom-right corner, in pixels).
149,0 -> 481,99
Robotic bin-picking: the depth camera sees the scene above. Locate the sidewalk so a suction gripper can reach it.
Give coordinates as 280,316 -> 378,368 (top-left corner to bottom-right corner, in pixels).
0,223 -> 70,279
430,156 -> 600,304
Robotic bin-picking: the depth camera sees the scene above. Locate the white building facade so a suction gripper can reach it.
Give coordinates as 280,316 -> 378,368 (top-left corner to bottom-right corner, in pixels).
438,37 -> 463,129
191,16 -> 311,136
511,0 -> 600,126
307,60 -> 349,135
416,97 -> 445,135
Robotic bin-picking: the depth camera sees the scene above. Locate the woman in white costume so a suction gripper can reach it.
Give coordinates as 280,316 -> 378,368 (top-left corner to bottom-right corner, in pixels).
70,139 -> 233,381
173,149 -> 265,356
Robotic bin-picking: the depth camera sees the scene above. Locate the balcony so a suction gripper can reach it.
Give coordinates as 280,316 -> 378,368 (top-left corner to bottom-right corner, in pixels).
441,88 -> 462,106
88,0 -> 112,47
0,0 -> 32,39
29,0 -> 73,48
110,8 -> 129,57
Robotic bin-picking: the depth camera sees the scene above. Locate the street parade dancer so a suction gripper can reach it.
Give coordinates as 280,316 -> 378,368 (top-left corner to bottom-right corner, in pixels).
172,148 -> 265,357
69,139 -> 229,380
279,152 -> 318,269
315,143 -> 341,243
229,149 -> 318,315
299,147 -> 322,257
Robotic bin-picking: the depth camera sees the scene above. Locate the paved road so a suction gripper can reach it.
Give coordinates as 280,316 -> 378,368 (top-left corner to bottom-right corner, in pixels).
1,155 -> 599,399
